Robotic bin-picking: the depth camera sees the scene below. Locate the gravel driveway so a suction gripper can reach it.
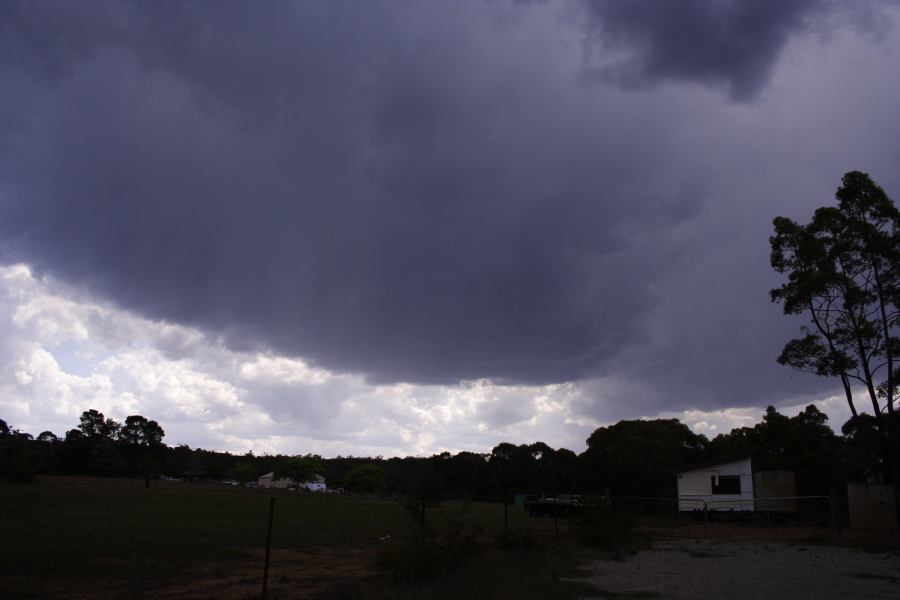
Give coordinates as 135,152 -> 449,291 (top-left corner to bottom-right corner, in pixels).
579,537 -> 900,599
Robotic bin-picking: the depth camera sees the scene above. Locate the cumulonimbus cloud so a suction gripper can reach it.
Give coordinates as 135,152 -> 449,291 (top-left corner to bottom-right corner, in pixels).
0,1 -> 705,386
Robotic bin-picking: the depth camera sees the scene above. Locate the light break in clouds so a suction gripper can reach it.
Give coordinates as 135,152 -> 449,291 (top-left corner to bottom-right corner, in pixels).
0,265 -> 851,455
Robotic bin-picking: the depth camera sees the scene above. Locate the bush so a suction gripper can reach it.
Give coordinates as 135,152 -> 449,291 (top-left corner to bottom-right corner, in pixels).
376,498 -> 479,582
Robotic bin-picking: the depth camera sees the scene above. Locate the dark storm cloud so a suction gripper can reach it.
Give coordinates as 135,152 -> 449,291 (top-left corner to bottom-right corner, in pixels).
582,0 -> 832,100
0,0 -> 898,423
0,0 -> 706,386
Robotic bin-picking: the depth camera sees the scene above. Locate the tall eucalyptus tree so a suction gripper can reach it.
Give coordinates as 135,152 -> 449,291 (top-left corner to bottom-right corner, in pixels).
771,171 -> 900,482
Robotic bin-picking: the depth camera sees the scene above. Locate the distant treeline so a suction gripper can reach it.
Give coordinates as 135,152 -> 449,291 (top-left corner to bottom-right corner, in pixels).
0,405 -> 890,499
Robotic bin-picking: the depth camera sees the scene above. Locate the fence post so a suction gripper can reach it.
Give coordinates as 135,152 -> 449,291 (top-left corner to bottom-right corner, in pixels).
262,497 -> 275,600
421,495 -> 426,539
670,497 -> 675,525
504,499 -> 509,536
828,495 -> 840,537
703,501 -> 709,538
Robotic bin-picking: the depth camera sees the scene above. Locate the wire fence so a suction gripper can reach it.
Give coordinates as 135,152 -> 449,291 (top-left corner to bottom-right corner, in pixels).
609,494 -> 840,539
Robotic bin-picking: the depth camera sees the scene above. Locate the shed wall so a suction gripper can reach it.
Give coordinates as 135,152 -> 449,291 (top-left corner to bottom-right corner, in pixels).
677,459 -> 754,511
754,470 -> 798,512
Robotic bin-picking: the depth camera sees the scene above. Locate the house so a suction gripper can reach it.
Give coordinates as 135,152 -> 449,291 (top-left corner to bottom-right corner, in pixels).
257,472 -> 327,491
676,456 -> 755,511
257,472 -> 295,489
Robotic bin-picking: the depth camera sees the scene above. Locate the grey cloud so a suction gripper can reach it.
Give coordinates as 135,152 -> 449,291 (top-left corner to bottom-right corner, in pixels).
0,0 -> 701,387
581,0 -> 839,101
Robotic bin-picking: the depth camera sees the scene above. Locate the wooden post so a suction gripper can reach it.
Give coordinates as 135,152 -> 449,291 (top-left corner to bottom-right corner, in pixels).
554,510 -> 559,542
704,505 -> 709,538
504,499 -> 509,536
829,494 -> 840,537
262,497 -> 275,599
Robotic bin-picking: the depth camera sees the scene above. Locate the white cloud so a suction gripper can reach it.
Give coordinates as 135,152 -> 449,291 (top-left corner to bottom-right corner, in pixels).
0,264 -> 596,454
0,264 -> 862,455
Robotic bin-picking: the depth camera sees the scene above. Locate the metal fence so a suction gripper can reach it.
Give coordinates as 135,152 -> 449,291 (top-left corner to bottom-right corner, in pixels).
610,495 -> 839,539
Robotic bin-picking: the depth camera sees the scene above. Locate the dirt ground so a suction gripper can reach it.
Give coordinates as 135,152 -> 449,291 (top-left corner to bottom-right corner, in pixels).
578,537 -> 900,600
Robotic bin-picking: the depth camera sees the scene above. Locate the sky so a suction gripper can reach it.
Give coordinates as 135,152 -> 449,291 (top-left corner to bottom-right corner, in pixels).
1,0 -> 898,456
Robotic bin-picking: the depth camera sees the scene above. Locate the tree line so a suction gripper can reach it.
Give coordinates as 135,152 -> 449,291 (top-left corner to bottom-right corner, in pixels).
0,404 -> 888,499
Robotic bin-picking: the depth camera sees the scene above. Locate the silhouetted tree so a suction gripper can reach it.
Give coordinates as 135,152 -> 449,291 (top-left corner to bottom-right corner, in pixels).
771,171 -> 900,482
433,451 -> 492,498
581,419 -> 707,496
119,415 -> 165,447
0,419 -> 35,481
78,409 -> 120,441
89,441 -> 127,476
709,406 -> 844,494
37,431 -> 59,443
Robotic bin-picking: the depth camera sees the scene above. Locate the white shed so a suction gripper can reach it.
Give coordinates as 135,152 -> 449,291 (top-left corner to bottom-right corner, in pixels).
676,457 -> 755,511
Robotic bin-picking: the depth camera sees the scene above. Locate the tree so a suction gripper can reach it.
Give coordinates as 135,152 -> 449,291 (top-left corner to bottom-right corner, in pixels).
89,441 -> 127,476
119,415 -> 165,447
342,463 -> 386,494
37,431 -> 59,443
770,171 -> 900,482
581,419 -> 707,496
117,415 -> 166,484
708,406 -> 844,494
842,413 -> 882,480
0,419 -> 36,482
278,456 -> 323,485
77,409 -> 121,440
228,462 -> 259,486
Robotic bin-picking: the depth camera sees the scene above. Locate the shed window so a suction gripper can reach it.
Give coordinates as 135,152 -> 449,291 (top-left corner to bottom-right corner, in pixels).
711,475 -> 741,495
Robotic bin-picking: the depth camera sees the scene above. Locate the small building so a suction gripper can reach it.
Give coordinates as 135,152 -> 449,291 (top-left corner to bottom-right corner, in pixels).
676,456 -> 755,511
257,472 -> 295,489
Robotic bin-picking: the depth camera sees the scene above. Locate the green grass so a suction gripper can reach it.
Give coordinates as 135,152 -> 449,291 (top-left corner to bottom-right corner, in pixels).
1,477 -> 573,599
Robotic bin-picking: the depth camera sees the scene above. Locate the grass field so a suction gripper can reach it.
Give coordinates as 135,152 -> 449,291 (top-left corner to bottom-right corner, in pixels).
1,476 -> 593,599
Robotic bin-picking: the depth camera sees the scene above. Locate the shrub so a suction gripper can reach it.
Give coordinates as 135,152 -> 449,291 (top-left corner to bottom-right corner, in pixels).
376,498 -> 479,582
